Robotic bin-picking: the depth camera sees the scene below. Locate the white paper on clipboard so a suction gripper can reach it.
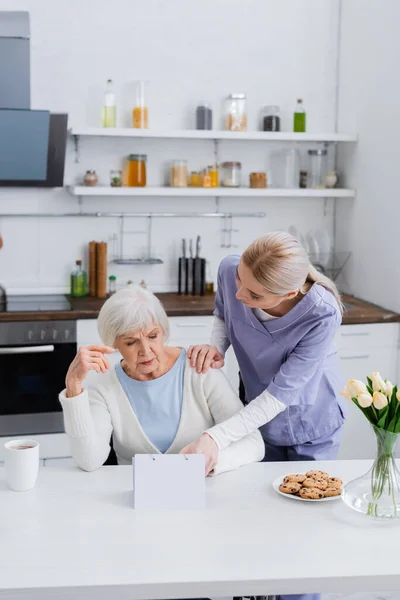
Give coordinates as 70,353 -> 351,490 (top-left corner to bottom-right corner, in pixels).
132,454 -> 206,510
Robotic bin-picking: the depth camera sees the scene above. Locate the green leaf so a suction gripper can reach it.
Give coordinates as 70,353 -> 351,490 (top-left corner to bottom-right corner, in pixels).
377,405 -> 390,429
352,398 -> 375,424
366,384 -> 374,396
367,376 -> 373,388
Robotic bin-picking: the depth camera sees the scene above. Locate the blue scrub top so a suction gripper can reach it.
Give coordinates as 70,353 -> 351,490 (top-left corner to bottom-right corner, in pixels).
215,255 -> 347,446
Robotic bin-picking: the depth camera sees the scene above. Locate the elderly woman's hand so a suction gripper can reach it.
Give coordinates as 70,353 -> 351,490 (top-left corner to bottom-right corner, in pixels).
187,344 -> 225,373
180,433 -> 219,476
65,345 -> 115,398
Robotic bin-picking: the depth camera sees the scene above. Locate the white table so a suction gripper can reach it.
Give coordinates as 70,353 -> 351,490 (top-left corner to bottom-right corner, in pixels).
0,460 -> 399,600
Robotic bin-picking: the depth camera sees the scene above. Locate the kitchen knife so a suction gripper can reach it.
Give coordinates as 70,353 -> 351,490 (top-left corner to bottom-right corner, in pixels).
178,238 -> 186,295
186,239 -> 194,295
193,235 -> 205,296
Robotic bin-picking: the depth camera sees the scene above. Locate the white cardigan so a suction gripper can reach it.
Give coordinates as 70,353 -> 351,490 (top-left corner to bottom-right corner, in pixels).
59,358 -> 265,475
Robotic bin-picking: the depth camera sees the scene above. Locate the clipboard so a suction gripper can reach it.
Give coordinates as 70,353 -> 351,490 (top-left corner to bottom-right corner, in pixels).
132,454 -> 206,509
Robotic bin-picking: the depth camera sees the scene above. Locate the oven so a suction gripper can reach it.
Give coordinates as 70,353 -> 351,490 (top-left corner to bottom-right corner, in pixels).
0,320 -> 77,436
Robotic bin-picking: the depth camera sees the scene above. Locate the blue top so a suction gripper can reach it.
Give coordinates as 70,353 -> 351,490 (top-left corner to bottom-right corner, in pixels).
115,349 -> 186,453
215,255 -> 347,446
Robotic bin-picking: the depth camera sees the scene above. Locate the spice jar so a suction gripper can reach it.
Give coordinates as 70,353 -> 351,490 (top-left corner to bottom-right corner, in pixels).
196,104 -> 213,130
249,172 -> 267,188
202,168 -> 211,188
110,169 -> 122,187
307,149 -> 327,188
226,93 -> 247,131
84,170 -> 98,186
262,105 -> 281,132
108,275 -> 117,295
126,154 -> 147,187
221,162 -> 241,187
325,171 -> 338,188
299,169 -> 308,189
171,160 -> 188,187
132,80 -> 148,128
189,171 -> 202,187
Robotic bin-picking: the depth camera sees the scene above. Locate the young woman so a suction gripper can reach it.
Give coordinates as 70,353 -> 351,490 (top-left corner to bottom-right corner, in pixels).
182,231 -> 347,477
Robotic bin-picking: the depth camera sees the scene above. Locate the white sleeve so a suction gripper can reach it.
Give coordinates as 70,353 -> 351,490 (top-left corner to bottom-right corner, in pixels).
210,316 -> 231,356
59,387 -> 113,471
205,388 -> 286,451
202,369 -> 265,474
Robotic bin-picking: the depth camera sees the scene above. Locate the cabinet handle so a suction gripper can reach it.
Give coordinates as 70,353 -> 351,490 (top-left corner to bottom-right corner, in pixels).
340,332 -> 371,337
340,354 -> 370,360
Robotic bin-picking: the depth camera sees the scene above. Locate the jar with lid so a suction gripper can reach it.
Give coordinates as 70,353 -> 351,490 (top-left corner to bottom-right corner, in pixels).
108,275 -> 117,295
84,170 -> 98,186
226,94 -> 247,131
126,154 -> 147,187
171,160 -> 188,187
196,104 -> 212,130
221,162 -> 241,187
307,149 -> 328,188
110,169 -> 122,187
262,105 -> 281,132
189,171 -> 202,187
208,165 -> 219,187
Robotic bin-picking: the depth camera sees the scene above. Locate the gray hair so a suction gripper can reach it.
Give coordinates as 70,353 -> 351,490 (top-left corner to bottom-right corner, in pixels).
97,285 -> 170,347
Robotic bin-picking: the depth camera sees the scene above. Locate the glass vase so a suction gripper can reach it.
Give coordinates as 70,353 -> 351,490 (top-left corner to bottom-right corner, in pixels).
342,426 -> 400,519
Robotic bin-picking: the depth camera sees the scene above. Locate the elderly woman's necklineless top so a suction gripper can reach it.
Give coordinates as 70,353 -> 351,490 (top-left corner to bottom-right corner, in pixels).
115,348 -> 186,453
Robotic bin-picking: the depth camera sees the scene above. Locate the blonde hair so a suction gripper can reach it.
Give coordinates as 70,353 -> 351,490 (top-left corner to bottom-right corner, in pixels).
242,231 -> 343,314
97,285 -> 170,347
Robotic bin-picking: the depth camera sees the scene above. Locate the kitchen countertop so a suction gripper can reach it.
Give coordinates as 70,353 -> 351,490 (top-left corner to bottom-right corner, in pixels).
0,460 -> 399,598
0,293 -> 398,325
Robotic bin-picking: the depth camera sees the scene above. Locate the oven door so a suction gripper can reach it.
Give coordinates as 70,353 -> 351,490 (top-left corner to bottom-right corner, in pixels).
0,341 -> 77,436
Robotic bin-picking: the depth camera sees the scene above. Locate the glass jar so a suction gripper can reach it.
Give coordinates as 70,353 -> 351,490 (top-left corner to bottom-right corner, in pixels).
208,165 -> 219,187
108,275 -> 117,295
83,170 -> 98,186
171,160 -> 188,187
308,149 -> 328,188
189,171 -> 202,187
202,168 -> 211,188
249,172 -> 267,188
110,169 -> 122,187
132,80 -> 148,128
226,93 -> 247,131
126,154 -> 147,187
196,104 -> 212,130
221,162 -> 241,187
262,105 -> 281,132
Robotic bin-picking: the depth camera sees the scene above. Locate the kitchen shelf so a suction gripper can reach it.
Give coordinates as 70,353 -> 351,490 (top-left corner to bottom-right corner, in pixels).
70,127 -> 357,143
68,186 -> 356,198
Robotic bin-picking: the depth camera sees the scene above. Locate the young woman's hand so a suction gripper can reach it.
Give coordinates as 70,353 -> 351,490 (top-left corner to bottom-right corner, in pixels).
65,345 -> 115,398
180,433 -> 219,476
187,344 -> 225,373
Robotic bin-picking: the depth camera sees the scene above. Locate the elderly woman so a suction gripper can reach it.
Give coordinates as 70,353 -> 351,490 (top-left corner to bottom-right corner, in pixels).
59,285 -> 264,474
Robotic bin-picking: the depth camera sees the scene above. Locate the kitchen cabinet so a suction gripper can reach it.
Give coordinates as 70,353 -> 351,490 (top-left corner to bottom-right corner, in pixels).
335,323 -> 399,460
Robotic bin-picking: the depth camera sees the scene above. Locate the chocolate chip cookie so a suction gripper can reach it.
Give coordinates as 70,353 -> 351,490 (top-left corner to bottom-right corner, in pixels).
327,477 -> 343,489
302,477 -> 328,491
306,470 -> 329,481
299,487 -> 325,500
279,482 -> 302,495
283,474 -> 307,484
324,487 -> 342,498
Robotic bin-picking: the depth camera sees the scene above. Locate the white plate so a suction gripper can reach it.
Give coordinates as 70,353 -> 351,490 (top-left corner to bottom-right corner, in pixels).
272,475 -> 343,502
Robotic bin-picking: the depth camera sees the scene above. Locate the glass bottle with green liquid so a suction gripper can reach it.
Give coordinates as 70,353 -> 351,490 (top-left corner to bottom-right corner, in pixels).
293,98 -> 306,132
102,79 -> 116,127
71,260 -> 88,297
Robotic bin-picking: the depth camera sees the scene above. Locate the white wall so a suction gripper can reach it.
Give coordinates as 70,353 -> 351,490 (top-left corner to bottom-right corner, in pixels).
0,0 -> 340,293
337,0 -> 400,311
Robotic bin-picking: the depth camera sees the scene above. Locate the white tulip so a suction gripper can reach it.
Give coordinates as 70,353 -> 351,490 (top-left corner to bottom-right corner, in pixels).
371,372 -> 387,393
373,391 -> 388,410
357,392 -> 373,408
397,389 -> 400,403
386,381 -> 394,398
340,384 -> 354,401
348,379 -> 368,396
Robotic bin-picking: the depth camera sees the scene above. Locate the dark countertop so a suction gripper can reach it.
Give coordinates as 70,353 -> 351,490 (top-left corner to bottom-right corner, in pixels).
0,293 -> 398,325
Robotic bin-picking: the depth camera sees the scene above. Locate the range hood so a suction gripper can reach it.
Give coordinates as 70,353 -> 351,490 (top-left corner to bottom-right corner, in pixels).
0,12 -> 67,187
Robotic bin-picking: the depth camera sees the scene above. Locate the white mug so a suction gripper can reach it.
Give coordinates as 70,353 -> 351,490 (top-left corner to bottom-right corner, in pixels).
4,439 -> 40,491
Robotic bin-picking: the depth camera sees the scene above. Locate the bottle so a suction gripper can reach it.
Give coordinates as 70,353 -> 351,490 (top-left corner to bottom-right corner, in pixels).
71,260 -> 88,297
102,79 -> 116,128
293,98 -> 306,132
109,275 -> 117,295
